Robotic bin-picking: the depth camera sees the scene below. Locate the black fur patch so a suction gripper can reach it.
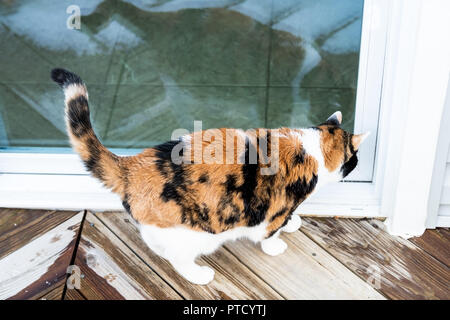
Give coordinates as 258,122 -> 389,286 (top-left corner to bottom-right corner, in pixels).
293,149 -> 305,165
198,203 -> 210,222
83,137 -> 103,179
198,174 -> 209,183
348,133 -> 355,154
224,214 -> 240,225
122,194 -> 132,215
217,195 -> 241,227
285,174 -> 318,203
51,68 -> 83,87
270,207 -> 288,222
341,153 -> 358,178
267,229 -> 278,238
241,139 -> 266,226
155,141 -> 217,233
154,140 -> 182,157
266,213 -> 292,239
322,116 -> 340,126
219,138 -> 270,227
154,140 -> 183,178
224,174 -> 239,195
67,96 -> 91,138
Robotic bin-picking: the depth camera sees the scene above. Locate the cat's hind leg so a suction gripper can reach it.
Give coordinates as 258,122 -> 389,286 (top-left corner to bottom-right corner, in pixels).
281,214 -> 302,233
140,224 -> 217,285
261,231 -> 287,256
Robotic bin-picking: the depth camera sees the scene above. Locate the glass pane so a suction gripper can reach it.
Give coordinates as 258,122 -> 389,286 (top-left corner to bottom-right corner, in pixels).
0,0 -> 364,150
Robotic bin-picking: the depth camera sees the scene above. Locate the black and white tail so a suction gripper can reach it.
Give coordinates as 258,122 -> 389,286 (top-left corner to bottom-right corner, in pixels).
51,68 -> 126,196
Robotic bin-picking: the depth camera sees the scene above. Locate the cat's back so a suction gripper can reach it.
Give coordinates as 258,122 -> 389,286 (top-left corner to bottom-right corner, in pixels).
122,127 -> 318,235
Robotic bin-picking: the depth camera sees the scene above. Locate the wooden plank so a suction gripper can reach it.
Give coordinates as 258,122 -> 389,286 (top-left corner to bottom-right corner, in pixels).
301,218 -> 450,300
0,212 -> 84,300
64,289 -> 86,300
38,285 -> 64,300
410,228 -> 450,267
95,211 -> 282,300
75,212 -> 181,300
0,208 -> 78,259
224,231 -> 385,299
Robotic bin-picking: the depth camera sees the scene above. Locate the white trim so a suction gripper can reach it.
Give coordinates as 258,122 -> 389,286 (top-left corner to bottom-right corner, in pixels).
0,153 -> 87,175
0,173 -> 122,211
427,77 -> 450,228
299,182 -> 380,217
350,0 -> 388,181
438,205 -> 450,217
378,0 -> 450,237
436,216 -> 450,228
0,148 -> 139,174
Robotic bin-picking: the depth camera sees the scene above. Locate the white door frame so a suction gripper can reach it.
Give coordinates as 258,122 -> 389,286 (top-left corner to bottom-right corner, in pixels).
377,0 -> 450,236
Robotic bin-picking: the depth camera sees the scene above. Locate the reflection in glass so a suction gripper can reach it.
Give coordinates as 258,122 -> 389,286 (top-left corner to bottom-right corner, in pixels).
0,0 -> 363,149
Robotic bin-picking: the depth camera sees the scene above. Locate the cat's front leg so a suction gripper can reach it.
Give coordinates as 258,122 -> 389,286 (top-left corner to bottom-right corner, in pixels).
281,214 -> 302,233
261,231 -> 287,256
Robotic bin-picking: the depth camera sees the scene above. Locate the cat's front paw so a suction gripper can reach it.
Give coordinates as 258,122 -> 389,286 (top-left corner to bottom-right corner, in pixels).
282,215 -> 302,233
261,238 -> 288,256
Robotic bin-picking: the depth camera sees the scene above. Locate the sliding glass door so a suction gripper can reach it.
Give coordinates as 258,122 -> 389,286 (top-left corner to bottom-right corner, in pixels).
0,0 -> 381,183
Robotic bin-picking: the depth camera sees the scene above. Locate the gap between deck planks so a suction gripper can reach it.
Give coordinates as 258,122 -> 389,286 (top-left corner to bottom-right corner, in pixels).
410,228 -> 450,267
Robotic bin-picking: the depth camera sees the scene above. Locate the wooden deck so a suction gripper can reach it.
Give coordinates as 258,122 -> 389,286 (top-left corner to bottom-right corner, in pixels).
0,208 -> 449,300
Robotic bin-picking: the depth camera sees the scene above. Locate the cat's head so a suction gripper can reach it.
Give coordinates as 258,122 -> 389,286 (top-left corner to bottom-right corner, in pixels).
314,111 -> 369,182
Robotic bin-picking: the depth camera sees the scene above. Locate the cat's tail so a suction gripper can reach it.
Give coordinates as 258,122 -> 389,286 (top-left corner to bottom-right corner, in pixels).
51,68 -> 126,196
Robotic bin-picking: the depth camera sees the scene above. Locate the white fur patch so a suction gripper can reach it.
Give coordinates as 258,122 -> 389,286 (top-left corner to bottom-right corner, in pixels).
140,222 -> 268,261
64,84 -> 87,104
296,128 -> 342,189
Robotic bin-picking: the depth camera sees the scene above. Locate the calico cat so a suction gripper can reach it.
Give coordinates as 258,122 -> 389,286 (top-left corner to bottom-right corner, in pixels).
51,68 -> 369,285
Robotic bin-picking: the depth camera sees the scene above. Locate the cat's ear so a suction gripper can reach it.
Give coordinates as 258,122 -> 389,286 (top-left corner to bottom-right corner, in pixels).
352,132 -> 370,150
325,111 -> 342,126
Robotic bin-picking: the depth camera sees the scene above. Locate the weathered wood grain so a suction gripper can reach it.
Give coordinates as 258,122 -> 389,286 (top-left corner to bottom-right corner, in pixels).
410,228 -> 450,267
38,285 -> 64,300
64,288 -> 86,300
74,212 -> 181,300
0,212 -> 83,300
0,208 -> 78,259
225,230 -> 385,299
95,211 -> 283,300
301,218 -> 450,300
4,207 -> 448,300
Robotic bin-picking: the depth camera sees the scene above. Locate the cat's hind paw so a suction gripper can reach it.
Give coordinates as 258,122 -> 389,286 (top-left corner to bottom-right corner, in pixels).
261,238 -> 288,256
190,266 -> 215,285
172,262 -> 215,285
282,215 -> 302,233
